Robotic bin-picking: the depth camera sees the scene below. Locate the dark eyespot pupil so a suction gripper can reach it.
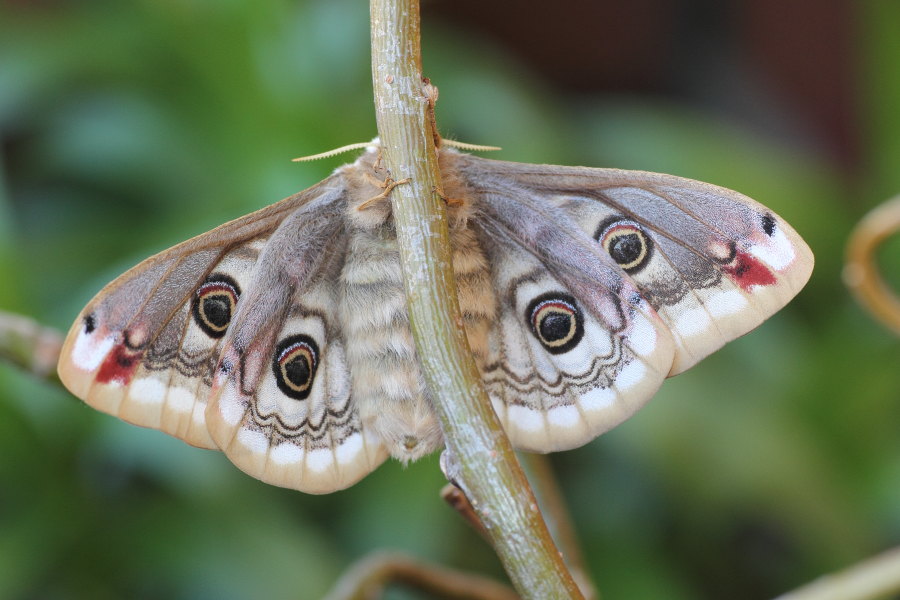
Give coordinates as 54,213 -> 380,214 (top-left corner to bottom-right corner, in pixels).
283,356 -> 311,387
526,293 -> 584,355
192,274 -> 241,339
202,295 -> 231,328
609,233 -> 643,265
272,334 -> 320,400
539,312 -> 571,342
84,314 -> 96,334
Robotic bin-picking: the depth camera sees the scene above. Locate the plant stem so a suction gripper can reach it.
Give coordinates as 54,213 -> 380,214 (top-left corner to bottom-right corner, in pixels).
520,453 -> 598,600
773,546 -> 900,600
369,0 -> 583,597
0,311 -> 63,383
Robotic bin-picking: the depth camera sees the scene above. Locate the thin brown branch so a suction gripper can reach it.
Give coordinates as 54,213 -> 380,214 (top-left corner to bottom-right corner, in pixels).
441,483 -> 489,540
323,551 -> 519,600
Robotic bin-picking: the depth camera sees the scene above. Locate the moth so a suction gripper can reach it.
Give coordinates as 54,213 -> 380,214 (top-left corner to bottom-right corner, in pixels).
58,146 -> 814,494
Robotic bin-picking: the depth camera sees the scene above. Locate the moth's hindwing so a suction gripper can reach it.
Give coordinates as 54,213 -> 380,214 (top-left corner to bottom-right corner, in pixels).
204,204 -> 393,493
473,235 -> 675,452
206,274 -> 388,494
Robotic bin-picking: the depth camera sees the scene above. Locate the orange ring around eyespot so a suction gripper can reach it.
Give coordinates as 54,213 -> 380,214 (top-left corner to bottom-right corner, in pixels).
532,300 -> 577,348
596,218 -> 654,274
527,293 -> 584,355
272,334 -> 320,400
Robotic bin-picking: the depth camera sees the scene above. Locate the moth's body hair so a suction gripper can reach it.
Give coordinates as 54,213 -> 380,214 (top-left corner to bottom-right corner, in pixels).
338,157 -> 494,461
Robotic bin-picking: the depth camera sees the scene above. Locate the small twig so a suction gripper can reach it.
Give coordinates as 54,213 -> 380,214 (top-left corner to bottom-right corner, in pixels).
520,453 -> 598,600
443,456 -> 599,599
441,483 -> 489,540
844,195 -> 900,335
0,310 -> 64,383
423,78 -> 442,149
323,551 -> 519,600
774,546 -> 900,600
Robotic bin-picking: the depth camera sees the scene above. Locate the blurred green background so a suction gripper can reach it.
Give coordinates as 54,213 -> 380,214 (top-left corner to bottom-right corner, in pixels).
1,1 -> 899,599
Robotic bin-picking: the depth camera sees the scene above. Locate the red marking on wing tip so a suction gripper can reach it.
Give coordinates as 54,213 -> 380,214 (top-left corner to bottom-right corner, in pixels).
724,250 -> 776,291
96,344 -> 142,385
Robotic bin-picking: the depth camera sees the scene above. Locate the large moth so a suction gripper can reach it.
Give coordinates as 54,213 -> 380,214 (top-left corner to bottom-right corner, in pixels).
58,147 -> 813,493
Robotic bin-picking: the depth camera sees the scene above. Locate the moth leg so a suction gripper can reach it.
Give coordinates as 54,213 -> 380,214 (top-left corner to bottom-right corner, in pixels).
361,171 -> 386,189
433,186 -> 465,208
370,147 -> 384,173
422,78 -> 442,149
357,175 -> 411,211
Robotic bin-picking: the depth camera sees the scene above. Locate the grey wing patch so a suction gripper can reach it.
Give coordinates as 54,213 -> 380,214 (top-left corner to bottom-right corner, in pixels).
448,158 -> 675,452
449,151 -> 813,376
540,183 -> 812,374
208,278 -> 387,494
205,190 -> 388,494
57,175 -> 350,451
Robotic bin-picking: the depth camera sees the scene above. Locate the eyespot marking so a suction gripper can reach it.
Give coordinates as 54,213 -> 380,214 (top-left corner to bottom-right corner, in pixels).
596,217 -> 654,273
527,293 -> 584,354
273,334 -> 319,400
123,326 -> 149,350
192,274 -> 241,338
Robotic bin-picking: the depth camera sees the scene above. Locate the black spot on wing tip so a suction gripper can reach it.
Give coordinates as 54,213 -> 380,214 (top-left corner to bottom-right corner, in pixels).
762,213 -> 776,236
83,313 -> 96,334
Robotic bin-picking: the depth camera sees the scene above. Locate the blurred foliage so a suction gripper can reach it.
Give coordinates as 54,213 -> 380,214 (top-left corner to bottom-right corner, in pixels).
1,1 -> 899,599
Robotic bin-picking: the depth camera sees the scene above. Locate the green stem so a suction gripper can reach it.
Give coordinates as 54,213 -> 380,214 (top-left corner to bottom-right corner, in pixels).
369,0 -> 583,597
